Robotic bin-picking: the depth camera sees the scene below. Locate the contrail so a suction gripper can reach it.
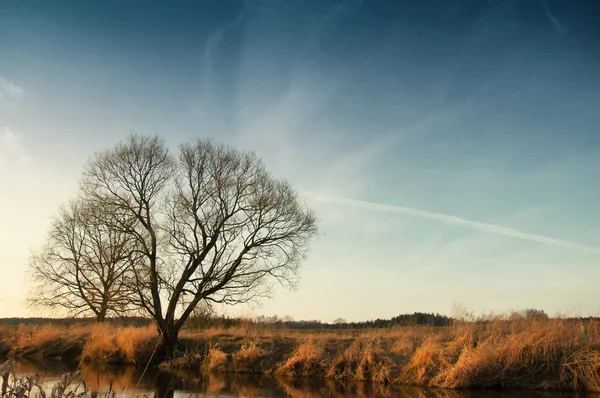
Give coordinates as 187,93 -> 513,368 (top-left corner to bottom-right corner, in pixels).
540,0 -> 565,34
305,192 -> 600,254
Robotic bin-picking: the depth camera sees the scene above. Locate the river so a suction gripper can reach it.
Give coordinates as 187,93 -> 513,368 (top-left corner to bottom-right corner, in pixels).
7,358 -> 599,398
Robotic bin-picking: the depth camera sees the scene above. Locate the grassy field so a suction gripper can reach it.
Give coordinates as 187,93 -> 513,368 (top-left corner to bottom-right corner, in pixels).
1,317 -> 599,392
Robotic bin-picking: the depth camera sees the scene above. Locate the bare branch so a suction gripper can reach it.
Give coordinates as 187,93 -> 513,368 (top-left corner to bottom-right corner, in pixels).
27,198 -> 140,321
32,134 -> 318,357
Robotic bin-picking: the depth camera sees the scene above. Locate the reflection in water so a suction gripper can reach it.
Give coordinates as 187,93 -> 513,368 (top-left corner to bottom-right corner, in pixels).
9,358 -> 598,398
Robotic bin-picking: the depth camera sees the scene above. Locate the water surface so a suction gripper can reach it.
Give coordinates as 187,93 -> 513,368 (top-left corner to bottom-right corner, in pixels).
10,359 -> 599,398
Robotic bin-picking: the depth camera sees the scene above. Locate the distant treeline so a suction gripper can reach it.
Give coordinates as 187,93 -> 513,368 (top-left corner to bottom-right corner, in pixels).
0,317 -> 152,327
1,311 -> 596,330
0,313 -> 450,329
240,312 -> 455,329
0,313 -> 451,329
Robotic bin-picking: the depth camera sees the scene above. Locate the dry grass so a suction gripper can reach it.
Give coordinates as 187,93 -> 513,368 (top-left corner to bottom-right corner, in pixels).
80,324 -> 116,362
277,339 -> 325,377
80,324 -> 157,364
6,323 -> 157,364
354,338 -> 397,383
0,326 -> 17,356
2,317 -> 600,391
14,324 -> 66,351
1,359 -> 87,398
232,342 -> 267,373
9,324 -> 85,360
113,325 -> 157,363
204,345 -> 228,372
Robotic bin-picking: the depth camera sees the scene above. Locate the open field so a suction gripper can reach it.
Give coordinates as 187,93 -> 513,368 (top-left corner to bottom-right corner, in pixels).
1,317 -> 600,392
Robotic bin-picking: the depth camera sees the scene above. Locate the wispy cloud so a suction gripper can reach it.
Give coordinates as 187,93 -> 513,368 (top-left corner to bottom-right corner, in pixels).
0,78 -> 24,100
305,192 -> 600,254
333,0 -> 364,17
540,0 -> 565,34
199,7 -> 245,97
0,127 -> 30,167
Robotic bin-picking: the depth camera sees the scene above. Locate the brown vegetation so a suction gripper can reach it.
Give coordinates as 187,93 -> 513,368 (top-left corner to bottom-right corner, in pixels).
1,360 -> 86,398
2,317 -> 600,392
278,339 -> 326,378
5,324 -> 157,364
204,345 -> 228,372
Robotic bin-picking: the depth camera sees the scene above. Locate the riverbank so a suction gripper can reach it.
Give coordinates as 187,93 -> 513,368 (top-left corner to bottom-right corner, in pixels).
1,318 -> 599,392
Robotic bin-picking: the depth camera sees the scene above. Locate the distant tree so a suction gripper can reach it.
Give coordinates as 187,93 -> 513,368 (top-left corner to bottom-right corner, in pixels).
508,311 -> 525,321
185,300 -> 215,329
451,302 -> 474,323
524,309 -> 549,321
282,315 -> 294,323
28,199 -> 137,322
333,318 -> 346,325
81,135 -> 318,358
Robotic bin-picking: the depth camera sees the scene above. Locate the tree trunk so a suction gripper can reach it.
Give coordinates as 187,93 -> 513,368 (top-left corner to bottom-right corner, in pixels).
157,326 -> 180,360
97,303 -> 108,322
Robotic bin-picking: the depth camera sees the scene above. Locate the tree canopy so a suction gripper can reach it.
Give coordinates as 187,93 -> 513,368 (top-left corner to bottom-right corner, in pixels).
28,199 -> 137,321
29,134 -> 319,358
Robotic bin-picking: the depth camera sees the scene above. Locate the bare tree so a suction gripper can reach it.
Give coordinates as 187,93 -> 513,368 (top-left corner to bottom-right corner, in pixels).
81,135 -> 318,357
28,199 -> 137,322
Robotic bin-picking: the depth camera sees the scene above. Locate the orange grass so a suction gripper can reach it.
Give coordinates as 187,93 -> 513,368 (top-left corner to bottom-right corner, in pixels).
277,339 -> 326,378
6,323 -> 157,364
232,342 -> 267,373
1,317 -> 599,391
78,324 -> 157,364
204,345 -> 228,372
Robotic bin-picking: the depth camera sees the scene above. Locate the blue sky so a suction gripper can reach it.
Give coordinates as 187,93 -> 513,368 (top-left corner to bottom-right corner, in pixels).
1,0 -> 599,321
